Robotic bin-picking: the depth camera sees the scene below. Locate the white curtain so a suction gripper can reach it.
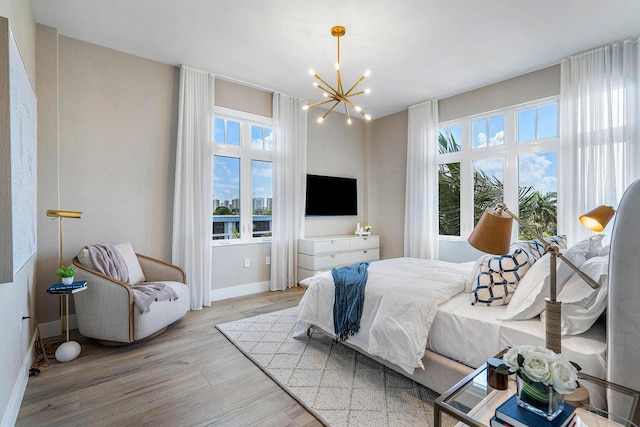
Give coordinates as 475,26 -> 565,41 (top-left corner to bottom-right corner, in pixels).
270,94 -> 307,291
404,100 -> 439,259
559,36 -> 640,244
172,65 -> 213,309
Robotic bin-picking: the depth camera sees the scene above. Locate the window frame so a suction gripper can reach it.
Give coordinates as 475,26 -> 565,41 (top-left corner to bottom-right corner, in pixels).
212,106 -> 273,246
438,96 -> 560,241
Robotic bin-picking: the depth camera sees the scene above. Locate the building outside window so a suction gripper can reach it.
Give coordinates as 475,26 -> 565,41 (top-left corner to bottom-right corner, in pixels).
212,107 -> 273,242
438,97 -> 559,241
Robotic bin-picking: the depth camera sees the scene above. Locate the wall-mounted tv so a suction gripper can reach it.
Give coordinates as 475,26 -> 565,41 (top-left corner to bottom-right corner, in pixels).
305,174 -> 357,216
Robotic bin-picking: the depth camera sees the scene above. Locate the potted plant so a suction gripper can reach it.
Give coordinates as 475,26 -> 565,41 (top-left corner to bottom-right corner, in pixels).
56,265 -> 76,285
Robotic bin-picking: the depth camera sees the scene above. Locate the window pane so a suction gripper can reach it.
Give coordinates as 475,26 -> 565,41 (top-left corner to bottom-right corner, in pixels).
438,125 -> 461,153
227,120 -> 240,146
251,160 -> 272,238
251,125 -> 273,151
214,118 -> 225,144
538,104 -> 558,139
473,158 -> 504,224
213,156 -> 240,239
472,119 -> 487,149
488,116 -> 504,146
518,108 -> 536,142
438,162 -> 460,236
518,151 -> 557,240
214,118 -> 241,146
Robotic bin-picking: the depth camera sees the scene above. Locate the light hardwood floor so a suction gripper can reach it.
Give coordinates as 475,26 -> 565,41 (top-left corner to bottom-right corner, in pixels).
17,287 -> 323,427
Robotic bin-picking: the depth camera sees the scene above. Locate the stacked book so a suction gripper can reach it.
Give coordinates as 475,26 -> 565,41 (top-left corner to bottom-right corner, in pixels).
47,280 -> 87,294
491,395 -> 576,427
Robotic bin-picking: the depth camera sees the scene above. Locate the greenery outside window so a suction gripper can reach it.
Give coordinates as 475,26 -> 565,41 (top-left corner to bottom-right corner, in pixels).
438,97 -> 559,241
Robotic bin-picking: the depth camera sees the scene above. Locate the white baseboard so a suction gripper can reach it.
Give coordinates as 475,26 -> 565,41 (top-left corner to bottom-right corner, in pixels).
40,314 -> 78,339
211,281 -> 270,301
1,329 -> 36,427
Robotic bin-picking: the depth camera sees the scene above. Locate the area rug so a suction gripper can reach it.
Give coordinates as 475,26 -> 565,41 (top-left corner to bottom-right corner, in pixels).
216,308 -> 457,427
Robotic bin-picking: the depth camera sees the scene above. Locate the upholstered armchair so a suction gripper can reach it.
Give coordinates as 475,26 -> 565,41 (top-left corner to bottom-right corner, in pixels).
72,242 -> 189,345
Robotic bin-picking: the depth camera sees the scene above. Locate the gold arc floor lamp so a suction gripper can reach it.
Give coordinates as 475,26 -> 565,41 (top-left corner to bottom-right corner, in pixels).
303,25 -> 372,125
468,203 -> 614,354
46,209 -> 83,363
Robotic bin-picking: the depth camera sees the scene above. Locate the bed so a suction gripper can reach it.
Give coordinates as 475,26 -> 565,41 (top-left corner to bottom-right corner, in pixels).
295,179 -> 640,408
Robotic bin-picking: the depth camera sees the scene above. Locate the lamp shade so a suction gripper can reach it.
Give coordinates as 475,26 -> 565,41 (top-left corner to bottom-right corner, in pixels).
468,209 -> 513,255
579,205 -> 615,232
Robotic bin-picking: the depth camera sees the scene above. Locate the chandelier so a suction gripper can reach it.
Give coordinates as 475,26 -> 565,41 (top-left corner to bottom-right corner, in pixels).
303,26 -> 371,124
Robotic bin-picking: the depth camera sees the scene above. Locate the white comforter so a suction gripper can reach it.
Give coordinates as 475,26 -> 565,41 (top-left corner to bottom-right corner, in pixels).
295,257 -> 473,374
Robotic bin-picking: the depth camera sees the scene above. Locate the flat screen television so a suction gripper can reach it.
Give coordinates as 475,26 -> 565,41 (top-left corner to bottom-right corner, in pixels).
305,174 -> 357,216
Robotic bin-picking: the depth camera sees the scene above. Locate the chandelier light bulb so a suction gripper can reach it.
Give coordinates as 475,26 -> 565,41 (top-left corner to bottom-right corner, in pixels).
323,92 -> 329,98
365,114 -> 372,120
347,118 -> 352,125
355,106 -> 362,112
364,70 -> 371,77
302,105 -> 309,110
317,117 -> 324,123
365,88 -> 371,94
335,62 -> 340,71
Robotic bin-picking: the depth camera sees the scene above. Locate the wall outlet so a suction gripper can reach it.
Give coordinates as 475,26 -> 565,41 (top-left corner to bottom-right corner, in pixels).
244,258 -> 250,268
266,256 -> 270,265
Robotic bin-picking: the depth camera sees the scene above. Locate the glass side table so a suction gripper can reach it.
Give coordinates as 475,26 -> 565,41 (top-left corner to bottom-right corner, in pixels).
434,357 -> 640,427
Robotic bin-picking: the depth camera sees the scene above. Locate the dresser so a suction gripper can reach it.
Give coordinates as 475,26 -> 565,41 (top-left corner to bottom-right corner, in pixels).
297,235 -> 380,282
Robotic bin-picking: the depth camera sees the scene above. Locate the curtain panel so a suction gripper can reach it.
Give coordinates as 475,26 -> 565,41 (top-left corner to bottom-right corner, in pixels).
559,36 -> 640,244
404,100 -> 439,259
270,94 -> 307,291
172,65 -> 213,309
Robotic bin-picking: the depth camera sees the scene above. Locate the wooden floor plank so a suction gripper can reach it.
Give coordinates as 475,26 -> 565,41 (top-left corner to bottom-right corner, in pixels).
16,287 -> 322,427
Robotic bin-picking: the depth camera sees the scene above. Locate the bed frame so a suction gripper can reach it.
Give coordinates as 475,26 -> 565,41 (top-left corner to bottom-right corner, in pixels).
307,179 -> 640,420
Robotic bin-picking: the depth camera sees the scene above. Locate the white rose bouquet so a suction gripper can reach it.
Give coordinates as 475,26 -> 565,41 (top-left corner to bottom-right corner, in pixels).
497,345 -> 581,394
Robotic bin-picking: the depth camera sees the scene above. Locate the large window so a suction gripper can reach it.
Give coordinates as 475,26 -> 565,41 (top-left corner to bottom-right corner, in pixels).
438,98 -> 559,240
212,107 -> 273,242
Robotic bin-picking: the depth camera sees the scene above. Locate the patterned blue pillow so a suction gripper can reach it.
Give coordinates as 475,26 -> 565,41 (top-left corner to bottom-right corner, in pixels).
518,235 -> 567,262
472,246 -> 533,306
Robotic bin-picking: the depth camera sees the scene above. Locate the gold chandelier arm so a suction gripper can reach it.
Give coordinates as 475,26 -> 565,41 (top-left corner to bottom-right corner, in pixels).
345,75 -> 366,96
314,83 -> 338,97
322,100 -> 341,119
306,98 -> 336,109
313,73 -> 339,97
343,103 -> 352,122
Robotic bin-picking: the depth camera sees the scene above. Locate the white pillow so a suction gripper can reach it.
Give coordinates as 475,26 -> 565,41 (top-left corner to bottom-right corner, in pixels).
502,245 -> 585,320
464,254 -> 489,293
114,242 -> 146,284
565,234 -> 604,266
553,255 -> 608,335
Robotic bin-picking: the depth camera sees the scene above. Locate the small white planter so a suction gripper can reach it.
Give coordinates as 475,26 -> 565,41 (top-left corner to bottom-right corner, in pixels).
62,276 -> 74,285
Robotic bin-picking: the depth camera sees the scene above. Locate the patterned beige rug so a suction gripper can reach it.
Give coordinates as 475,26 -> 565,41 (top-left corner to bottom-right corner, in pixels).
216,307 -> 457,427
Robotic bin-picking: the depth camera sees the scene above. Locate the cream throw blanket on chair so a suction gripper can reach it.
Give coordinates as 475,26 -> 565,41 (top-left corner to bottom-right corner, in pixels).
85,244 -> 179,313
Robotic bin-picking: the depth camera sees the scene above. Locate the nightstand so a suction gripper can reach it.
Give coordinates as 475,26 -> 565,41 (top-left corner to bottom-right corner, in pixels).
434,357 -> 640,427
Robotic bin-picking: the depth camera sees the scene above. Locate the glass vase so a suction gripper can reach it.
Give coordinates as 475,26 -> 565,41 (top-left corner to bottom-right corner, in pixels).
516,375 -> 564,420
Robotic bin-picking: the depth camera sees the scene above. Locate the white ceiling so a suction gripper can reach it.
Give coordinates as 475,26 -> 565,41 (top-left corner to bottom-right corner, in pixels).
30,0 -> 640,119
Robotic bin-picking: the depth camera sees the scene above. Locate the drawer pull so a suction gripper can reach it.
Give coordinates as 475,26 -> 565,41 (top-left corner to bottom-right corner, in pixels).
331,254 -> 335,258
363,250 -> 368,254
331,240 -> 335,243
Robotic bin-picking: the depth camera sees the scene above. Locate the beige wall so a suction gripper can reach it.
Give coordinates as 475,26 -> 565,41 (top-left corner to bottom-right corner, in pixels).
0,1 -> 36,424
305,112 -> 367,237
367,110 -> 408,259
35,33 -> 180,323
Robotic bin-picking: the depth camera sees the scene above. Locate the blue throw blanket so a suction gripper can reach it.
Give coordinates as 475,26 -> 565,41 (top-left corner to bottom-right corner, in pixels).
332,262 -> 370,342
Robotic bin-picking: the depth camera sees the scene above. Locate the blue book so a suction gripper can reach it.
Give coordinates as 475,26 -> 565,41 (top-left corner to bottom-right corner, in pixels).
495,395 -> 575,427
47,281 -> 87,293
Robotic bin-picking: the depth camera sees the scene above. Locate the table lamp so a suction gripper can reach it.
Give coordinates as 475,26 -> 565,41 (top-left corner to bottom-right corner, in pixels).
46,209 -> 82,362
468,203 -> 607,354
579,205 -> 615,232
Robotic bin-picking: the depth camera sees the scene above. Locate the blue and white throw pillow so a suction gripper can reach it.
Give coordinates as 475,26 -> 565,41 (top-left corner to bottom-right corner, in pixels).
518,234 -> 568,262
472,246 -> 532,306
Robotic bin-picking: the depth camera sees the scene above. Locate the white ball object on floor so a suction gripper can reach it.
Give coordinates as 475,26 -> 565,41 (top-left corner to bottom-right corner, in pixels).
55,341 -> 81,362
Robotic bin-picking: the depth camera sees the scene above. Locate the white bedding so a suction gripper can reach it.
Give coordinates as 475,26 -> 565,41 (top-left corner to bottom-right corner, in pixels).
429,292 -> 607,379
295,257 -> 474,374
